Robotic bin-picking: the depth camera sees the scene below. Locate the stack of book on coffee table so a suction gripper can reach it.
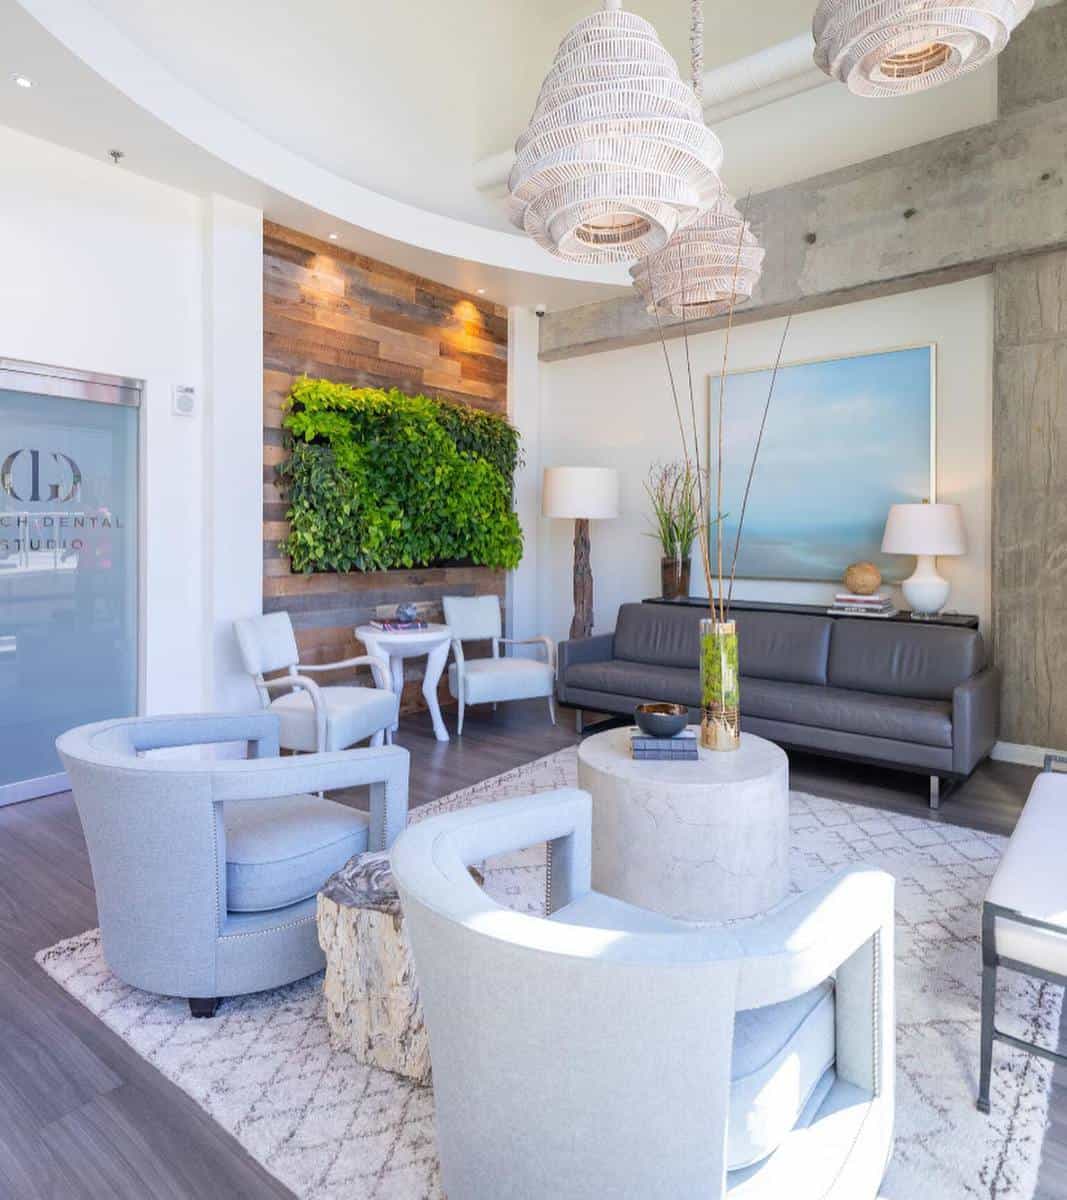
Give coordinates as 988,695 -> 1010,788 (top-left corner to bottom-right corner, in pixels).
630,727 -> 699,761
826,592 -> 898,618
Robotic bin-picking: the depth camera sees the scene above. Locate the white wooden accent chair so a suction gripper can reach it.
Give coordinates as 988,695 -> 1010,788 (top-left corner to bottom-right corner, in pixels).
978,753 -> 1067,1112
234,612 -> 397,753
442,595 -> 556,735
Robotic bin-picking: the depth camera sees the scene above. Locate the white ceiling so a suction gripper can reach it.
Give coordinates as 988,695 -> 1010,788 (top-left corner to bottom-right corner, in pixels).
0,0 -> 1000,307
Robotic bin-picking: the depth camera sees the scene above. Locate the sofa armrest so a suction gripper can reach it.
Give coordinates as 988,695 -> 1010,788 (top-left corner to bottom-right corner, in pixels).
953,665 -> 1001,775
557,632 -> 615,679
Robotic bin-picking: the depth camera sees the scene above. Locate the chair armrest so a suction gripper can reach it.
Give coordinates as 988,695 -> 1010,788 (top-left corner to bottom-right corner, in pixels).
734,866 -> 895,1010
210,744 -> 411,849
300,654 -> 390,690
496,636 -> 556,672
261,673 -> 328,751
557,632 -> 614,679
952,665 -> 1001,775
114,712 -> 281,759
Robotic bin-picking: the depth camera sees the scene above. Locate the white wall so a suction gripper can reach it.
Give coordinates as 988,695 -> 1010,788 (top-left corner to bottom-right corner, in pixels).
536,276 -> 994,644
202,194 -> 265,713
0,125 -> 263,718
506,306 -> 543,643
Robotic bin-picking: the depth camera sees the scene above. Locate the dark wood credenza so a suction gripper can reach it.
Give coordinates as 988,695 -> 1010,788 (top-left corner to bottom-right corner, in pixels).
642,596 -> 980,630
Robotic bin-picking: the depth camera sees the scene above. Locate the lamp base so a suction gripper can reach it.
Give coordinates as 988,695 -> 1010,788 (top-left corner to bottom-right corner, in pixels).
901,554 -> 950,616
570,517 -> 593,640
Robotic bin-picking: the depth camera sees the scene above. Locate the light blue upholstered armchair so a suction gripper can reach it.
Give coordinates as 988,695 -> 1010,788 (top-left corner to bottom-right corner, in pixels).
392,789 -> 896,1200
57,712 -> 409,1017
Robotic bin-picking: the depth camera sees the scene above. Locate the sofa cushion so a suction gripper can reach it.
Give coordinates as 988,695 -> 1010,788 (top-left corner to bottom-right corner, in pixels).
224,793 -> 369,912
611,603 -> 833,686
742,677 -> 953,748
565,659 -> 701,706
732,610 -> 832,685
827,619 -> 984,700
613,602 -> 700,670
729,980 -> 836,1170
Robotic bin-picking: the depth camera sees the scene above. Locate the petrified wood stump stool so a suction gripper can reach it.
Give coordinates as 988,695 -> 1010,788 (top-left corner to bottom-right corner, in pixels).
317,851 -> 487,1085
317,850 -> 431,1085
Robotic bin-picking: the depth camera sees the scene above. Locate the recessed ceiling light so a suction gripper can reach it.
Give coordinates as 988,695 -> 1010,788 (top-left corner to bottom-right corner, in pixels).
476,288 -> 486,295
12,74 -> 34,89
327,232 -> 339,241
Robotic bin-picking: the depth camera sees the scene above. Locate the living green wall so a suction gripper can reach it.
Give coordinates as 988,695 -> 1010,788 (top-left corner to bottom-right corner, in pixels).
278,377 -> 523,573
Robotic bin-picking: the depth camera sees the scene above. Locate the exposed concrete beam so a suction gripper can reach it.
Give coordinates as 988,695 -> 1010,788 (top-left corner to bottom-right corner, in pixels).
541,1 -> 1067,362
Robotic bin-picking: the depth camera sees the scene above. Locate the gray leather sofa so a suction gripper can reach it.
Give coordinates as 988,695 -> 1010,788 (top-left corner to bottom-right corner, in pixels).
557,602 -> 1000,807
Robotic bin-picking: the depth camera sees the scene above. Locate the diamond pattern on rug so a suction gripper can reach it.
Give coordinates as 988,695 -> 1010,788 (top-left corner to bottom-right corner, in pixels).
36,749 -> 1062,1200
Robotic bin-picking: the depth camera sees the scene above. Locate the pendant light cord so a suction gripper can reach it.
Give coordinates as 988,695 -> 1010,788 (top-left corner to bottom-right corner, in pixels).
691,0 -> 704,100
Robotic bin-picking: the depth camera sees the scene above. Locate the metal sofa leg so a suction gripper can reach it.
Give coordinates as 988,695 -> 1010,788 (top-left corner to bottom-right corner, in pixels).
929,775 -> 941,810
977,959 -> 996,1113
575,708 -> 583,735
189,997 -> 220,1019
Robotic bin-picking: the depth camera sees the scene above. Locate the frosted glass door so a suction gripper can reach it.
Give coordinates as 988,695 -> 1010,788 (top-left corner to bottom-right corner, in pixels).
0,378 -> 138,799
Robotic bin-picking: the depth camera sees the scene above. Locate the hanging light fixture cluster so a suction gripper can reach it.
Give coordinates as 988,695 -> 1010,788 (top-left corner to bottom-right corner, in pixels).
508,0 -> 723,263
812,0 -> 1034,97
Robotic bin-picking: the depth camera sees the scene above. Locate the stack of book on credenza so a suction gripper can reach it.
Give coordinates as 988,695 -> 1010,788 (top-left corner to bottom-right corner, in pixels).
630,727 -> 699,761
826,593 -> 898,618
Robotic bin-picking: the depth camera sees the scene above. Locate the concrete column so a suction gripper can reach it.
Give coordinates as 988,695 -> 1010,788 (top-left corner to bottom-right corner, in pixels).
992,2 -> 1067,750
993,251 -> 1067,747
506,306 -> 544,643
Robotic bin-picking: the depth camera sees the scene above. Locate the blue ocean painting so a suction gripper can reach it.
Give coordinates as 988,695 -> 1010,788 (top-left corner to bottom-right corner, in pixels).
709,346 -> 933,582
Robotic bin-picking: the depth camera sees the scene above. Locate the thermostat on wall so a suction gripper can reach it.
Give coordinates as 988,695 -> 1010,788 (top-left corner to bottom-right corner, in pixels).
172,384 -> 197,416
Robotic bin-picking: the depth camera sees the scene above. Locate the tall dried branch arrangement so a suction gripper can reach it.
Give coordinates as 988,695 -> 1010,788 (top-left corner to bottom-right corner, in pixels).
646,0 -> 790,621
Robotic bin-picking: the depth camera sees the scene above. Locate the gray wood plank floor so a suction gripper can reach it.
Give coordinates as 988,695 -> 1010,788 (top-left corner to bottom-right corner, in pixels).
0,700 -> 1063,1199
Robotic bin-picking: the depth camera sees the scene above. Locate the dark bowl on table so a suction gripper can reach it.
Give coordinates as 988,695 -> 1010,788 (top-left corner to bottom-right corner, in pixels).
634,702 -> 688,738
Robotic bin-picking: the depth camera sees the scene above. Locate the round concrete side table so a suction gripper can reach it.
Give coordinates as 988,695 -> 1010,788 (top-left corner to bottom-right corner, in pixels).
577,727 -> 789,923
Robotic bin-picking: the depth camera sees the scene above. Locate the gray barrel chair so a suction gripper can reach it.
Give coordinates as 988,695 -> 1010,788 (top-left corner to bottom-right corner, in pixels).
392,789 -> 896,1200
235,611 -> 398,752
57,712 -> 409,1017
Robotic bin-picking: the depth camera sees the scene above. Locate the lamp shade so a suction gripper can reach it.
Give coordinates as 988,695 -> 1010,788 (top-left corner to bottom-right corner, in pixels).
542,467 -> 619,520
881,503 -> 966,556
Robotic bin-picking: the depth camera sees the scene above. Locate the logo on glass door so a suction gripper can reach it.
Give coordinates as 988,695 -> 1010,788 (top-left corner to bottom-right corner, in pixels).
0,449 -> 82,502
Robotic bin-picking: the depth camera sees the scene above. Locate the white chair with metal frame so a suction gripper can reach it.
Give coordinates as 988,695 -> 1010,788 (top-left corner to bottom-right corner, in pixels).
235,612 -> 397,752
442,595 -> 556,736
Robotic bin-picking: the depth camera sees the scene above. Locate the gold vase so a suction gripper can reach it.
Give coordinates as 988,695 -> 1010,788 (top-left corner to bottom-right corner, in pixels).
699,618 -> 741,751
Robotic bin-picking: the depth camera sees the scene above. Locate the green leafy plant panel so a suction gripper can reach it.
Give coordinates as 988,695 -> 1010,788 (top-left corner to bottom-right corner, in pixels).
278,377 -> 523,573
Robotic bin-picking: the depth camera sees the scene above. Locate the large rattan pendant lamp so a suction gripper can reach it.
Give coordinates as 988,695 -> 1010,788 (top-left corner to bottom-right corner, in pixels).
630,0 -> 764,319
508,0 -> 723,263
813,0 -> 1034,97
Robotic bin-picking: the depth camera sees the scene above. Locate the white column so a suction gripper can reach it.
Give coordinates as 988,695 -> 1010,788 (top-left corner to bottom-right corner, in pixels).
201,195 -> 264,713
506,306 -> 544,644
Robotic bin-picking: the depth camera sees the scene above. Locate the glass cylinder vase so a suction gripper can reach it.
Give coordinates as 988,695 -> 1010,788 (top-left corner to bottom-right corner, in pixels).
699,618 -> 741,751
660,556 -> 691,600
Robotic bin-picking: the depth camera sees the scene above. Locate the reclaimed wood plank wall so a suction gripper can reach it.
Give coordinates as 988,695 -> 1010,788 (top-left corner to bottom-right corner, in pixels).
262,222 -> 509,713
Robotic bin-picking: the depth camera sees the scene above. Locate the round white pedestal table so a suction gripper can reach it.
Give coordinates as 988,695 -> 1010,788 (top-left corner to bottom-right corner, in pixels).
355,624 -> 453,743
576,727 -> 789,923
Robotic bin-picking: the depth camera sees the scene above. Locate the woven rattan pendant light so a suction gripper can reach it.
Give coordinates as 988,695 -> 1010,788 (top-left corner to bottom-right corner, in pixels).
630,0 -> 764,319
508,0 -> 723,263
813,0 -> 1034,97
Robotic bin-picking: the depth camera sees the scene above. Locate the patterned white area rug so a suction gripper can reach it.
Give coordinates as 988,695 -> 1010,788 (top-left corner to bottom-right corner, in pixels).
37,748 -> 1062,1200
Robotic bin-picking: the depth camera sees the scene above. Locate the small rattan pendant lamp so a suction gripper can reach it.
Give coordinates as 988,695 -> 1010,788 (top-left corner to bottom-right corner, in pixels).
813,0 -> 1035,97
508,0 -> 723,264
630,0 -> 764,319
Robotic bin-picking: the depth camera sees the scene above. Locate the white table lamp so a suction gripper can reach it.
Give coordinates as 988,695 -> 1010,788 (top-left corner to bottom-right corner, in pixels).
881,502 -> 966,616
543,467 -> 619,639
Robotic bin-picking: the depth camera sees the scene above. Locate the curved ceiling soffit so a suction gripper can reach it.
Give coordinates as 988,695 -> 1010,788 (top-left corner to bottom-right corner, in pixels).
16,0 -> 630,286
